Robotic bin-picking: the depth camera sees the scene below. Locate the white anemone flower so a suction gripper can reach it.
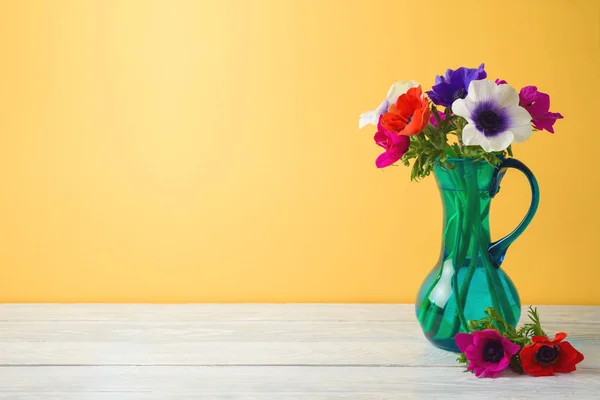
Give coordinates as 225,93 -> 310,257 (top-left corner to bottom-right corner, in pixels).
452,80 -> 532,152
358,80 -> 420,129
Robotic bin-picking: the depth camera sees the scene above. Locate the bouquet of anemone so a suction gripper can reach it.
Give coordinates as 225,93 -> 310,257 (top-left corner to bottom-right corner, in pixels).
358,63 -> 563,179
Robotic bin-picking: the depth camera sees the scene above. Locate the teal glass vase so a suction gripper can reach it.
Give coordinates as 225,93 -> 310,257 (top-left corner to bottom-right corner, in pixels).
415,158 -> 539,352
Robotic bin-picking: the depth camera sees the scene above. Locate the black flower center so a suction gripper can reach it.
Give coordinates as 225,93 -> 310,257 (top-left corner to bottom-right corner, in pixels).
477,110 -> 501,130
535,345 -> 560,365
405,113 -> 414,125
482,340 -> 504,363
453,88 -> 467,100
474,107 -> 508,137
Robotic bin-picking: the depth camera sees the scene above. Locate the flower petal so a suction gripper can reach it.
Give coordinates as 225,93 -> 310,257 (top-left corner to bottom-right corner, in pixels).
402,105 -> 430,136
451,98 -> 469,119
359,110 -> 376,129
506,105 -> 533,127
532,112 -> 563,133
427,83 -> 455,107
508,124 -> 532,143
519,86 -> 542,107
451,98 -> 476,123
385,80 -> 419,104
374,131 -> 388,149
381,113 -> 407,133
461,124 -> 484,147
465,343 -> 485,364
359,100 -> 390,129
455,333 -> 474,353
467,79 -> 498,103
532,336 -> 550,344
483,370 -> 500,378
500,337 -> 521,356
494,83 -> 520,109
552,332 -> 568,343
554,341 -> 584,373
520,344 -> 540,372
486,355 -> 510,377
391,133 -> 411,152
531,366 -> 555,376
375,151 -> 400,168
471,329 -> 503,349
479,130 -> 514,152
394,91 -> 419,119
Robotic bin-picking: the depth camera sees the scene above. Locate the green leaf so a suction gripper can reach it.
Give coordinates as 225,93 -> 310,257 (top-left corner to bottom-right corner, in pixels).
410,156 -> 421,181
465,307 -> 518,335
432,105 -> 442,128
422,124 -> 439,140
507,144 -> 513,157
515,307 -> 547,341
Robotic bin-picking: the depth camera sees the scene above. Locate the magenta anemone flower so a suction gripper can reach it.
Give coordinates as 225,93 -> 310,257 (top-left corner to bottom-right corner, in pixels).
455,329 -> 521,378
518,86 -> 563,133
373,115 -> 409,168
429,110 -> 447,128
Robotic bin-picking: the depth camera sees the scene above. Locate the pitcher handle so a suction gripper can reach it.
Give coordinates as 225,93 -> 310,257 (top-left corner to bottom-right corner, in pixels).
488,158 -> 540,268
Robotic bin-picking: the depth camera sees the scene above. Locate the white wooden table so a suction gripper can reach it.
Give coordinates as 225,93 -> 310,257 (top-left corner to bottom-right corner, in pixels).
0,304 -> 598,399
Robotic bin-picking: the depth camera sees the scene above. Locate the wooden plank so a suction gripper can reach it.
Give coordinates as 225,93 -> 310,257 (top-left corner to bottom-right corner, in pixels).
0,304 -> 597,323
0,341 -> 457,366
0,366 -> 598,398
0,304 -> 410,322
0,321 -> 417,342
0,395 -> 422,400
1,337 -> 597,368
0,320 -> 595,343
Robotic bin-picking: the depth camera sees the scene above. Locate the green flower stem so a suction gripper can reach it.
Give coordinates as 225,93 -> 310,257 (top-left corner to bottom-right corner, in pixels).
482,256 -> 502,324
444,165 -> 471,337
458,208 -> 486,309
451,199 -> 468,333
482,247 -> 517,327
448,167 -> 482,337
418,167 -> 465,340
447,162 -> 505,339
451,198 -> 481,336
417,270 -> 443,330
479,235 -> 515,329
457,161 -> 481,307
417,194 -> 455,332
445,143 -> 459,158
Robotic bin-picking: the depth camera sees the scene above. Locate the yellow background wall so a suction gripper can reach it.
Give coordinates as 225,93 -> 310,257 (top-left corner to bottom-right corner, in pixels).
0,0 -> 598,304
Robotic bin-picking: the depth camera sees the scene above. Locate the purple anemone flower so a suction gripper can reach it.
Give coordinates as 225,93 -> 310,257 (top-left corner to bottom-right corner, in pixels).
455,329 -> 521,378
452,80 -> 532,152
426,63 -> 487,108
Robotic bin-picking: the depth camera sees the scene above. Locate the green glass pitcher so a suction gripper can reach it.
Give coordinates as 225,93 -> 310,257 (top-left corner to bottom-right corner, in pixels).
415,157 -> 539,352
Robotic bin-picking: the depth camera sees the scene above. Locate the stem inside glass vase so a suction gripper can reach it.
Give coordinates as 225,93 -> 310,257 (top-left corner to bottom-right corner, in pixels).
415,158 -> 521,352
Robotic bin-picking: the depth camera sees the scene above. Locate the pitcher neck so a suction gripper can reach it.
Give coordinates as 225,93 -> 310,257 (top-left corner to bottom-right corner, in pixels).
434,159 -> 496,258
